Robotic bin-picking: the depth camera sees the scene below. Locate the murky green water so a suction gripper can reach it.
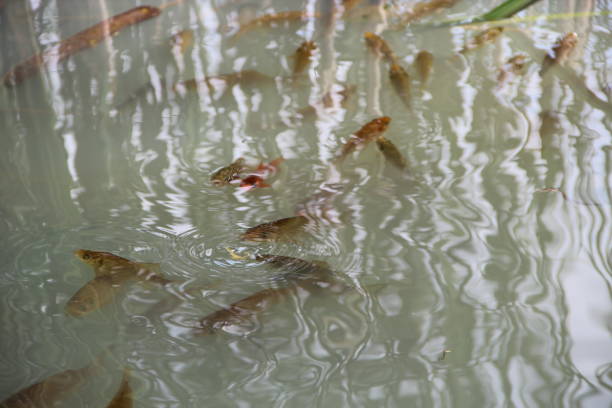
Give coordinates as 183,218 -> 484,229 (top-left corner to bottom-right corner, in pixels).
1,0 -> 611,406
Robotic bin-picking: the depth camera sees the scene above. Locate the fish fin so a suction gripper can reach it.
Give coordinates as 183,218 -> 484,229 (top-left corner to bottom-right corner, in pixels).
269,157 -> 284,167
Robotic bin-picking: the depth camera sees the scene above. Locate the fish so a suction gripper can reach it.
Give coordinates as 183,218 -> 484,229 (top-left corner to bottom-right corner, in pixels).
497,54 -> 527,85
233,11 -> 320,39
364,32 -> 397,65
195,255 -> 337,335
174,70 -> 275,97
2,6 -> 161,87
414,50 -> 433,86
281,85 -> 356,126
66,250 -> 171,317
540,32 -> 578,76
389,63 -> 411,109
105,368 -> 133,408
239,157 -> 284,190
170,29 -> 194,55
459,26 -> 504,54
291,41 -> 317,77
210,158 -> 246,186
376,136 -> 407,170
336,116 -> 392,162
241,216 -> 309,242
394,0 -> 458,28
0,350 -> 106,407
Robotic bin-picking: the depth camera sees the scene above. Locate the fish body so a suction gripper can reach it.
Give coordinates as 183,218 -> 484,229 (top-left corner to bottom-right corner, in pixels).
389,63 -> 411,108
396,0 -> 458,26
337,116 -> 391,161
460,26 -> 504,54
292,41 -> 317,77
210,158 -> 246,186
66,250 -> 168,317
196,255 -> 338,335
240,157 -> 284,190
241,216 -> 309,242
376,136 -> 407,170
170,29 -> 194,55
175,70 -> 275,96
233,11 -> 319,39
364,32 -> 397,64
106,368 -> 133,408
497,54 -> 527,85
414,50 -> 433,85
2,6 -> 161,87
0,351 -> 104,407
540,32 -> 578,76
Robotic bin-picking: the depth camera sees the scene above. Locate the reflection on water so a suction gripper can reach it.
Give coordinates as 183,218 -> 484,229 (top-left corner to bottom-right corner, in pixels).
0,0 -> 611,406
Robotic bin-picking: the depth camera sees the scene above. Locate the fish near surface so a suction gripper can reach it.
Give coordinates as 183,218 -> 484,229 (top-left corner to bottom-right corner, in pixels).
414,50 -> 433,86
540,32 -> 578,76
240,157 -> 284,190
241,216 -> 309,242
233,11 -> 320,40
2,6 -> 161,87
105,368 -> 133,408
291,41 -> 317,77
336,116 -> 391,162
196,255 -> 339,335
66,250 -> 170,317
364,32 -> 397,65
210,158 -> 246,186
459,26 -> 504,54
394,0 -> 458,28
170,29 -> 194,55
389,63 -> 411,109
0,350 -> 105,407
376,136 -> 407,170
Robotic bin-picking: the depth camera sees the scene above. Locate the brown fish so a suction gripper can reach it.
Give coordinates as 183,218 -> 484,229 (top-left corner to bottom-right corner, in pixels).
106,368 -> 133,408
170,29 -> 194,55
414,50 -> 433,86
66,250 -> 171,317
174,70 -> 275,95
233,11 -> 320,39
291,41 -> 317,77
497,54 -> 527,85
2,6 -> 161,87
337,116 -> 391,161
210,158 -> 246,186
459,26 -> 504,54
395,0 -> 458,27
364,32 -> 397,65
0,350 -> 105,407
540,32 -> 578,76
376,136 -> 407,170
241,215 -> 309,242
389,63 -> 411,109
196,255 -> 336,335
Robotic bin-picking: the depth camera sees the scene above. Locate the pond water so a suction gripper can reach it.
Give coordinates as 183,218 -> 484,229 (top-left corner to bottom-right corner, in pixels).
0,0 -> 611,406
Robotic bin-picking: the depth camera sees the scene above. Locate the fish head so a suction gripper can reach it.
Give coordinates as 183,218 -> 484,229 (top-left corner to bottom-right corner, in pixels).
561,32 -> 578,48
299,41 -> 317,53
373,116 -> 391,132
241,227 -> 275,242
363,32 -> 377,45
74,249 -> 108,268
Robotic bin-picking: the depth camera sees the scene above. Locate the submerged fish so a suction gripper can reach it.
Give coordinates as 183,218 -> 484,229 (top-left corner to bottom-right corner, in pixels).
389,63 -> 411,109
241,216 -> 309,242
540,32 -> 578,76
196,255 -> 337,335
291,41 -> 317,77
175,70 -> 275,95
106,368 -> 133,408
364,32 -> 397,65
233,11 -> 319,39
2,6 -> 161,87
394,0 -> 458,27
240,157 -> 284,190
497,54 -> 527,85
376,136 -> 407,170
210,158 -> 246,186
337,116 -> 392,161
66,250 -> 171,317
414,50 -> 433,86
170,29 -> 194,55
0,350 -> 105,407
459,26 -> 504,54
